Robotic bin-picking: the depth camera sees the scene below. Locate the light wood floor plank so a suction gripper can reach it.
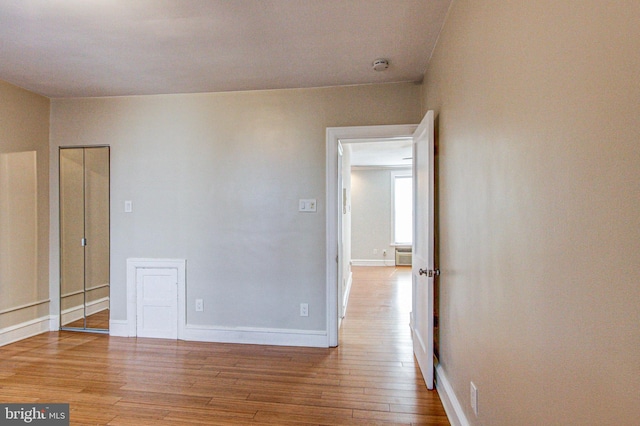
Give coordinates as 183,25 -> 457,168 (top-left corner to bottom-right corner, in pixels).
0,266 -> 449,425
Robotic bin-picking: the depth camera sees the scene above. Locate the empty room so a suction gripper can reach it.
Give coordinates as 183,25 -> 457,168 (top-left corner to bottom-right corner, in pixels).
0,1 -> 638,425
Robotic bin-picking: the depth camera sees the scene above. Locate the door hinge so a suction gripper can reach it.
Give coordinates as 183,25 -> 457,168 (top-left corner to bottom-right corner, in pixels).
81,238 -> 87,246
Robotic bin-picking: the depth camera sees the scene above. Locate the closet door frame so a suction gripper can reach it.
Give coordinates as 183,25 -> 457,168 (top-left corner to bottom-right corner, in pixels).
59,145 -> 110,333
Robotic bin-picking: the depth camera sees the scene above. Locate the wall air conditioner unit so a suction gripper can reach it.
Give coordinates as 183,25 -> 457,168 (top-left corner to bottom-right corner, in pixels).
395,247 -> 412,266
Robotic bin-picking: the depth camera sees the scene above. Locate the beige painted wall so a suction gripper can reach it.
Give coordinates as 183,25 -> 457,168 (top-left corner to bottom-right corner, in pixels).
0,80 -> 50,329
50,83 -> 421,333
422,1 -> 640,424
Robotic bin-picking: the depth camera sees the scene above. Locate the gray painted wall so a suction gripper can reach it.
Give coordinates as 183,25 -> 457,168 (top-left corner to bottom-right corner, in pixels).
49,83 -> 421,335
351,167 -> 411,264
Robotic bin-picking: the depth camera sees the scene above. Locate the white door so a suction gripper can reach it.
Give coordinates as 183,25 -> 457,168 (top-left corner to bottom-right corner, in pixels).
411,110 -> 436,389
136,267 -> 178,339
337,142 -> 345,319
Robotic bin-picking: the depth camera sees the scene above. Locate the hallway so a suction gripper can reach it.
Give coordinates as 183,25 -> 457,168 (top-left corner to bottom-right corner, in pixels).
0,266 -> 448,425
341,266 -> 414,348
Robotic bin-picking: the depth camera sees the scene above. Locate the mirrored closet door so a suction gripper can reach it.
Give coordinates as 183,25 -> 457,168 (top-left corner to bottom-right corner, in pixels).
60,146 -> 110,332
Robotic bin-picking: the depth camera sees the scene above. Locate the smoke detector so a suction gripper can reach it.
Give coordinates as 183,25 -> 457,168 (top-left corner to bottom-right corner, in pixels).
372,58 -> 389,71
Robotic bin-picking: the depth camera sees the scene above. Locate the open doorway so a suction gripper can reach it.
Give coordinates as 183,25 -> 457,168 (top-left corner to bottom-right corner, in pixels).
343,139 -> 414,344
326,114 -> 437,390
325,124 -> 417,347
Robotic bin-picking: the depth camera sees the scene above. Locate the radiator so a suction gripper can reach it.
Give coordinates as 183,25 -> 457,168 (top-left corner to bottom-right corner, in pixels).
395,247 -> 412,266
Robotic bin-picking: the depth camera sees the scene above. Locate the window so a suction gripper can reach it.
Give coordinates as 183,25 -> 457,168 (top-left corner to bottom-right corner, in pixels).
393,175 -> 412,244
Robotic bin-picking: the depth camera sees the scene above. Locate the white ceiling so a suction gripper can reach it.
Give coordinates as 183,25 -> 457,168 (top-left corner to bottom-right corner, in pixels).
0,0 -> 451,98
348,139 -> 413,167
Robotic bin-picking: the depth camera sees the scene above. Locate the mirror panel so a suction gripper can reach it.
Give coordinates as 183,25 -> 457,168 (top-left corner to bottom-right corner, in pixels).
60,149 -> 86,327
84,147 -> 110,329
60,147 -> 109,331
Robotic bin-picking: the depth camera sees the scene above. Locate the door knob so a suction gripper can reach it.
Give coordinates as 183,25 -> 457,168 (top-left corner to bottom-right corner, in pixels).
419,268 -> 440,277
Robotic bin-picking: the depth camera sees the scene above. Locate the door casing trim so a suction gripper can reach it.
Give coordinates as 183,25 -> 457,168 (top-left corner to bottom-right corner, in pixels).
325,124 -> 417,347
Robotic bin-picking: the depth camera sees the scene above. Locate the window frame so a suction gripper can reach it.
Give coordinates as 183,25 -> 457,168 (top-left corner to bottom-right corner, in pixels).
390,172 -> 413,247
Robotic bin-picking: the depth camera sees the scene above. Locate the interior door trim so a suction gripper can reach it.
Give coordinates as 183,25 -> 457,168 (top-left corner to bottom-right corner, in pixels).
325,124 -> 418,347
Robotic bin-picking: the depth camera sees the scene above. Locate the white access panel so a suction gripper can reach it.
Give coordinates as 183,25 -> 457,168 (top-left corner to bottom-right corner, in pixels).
136,267 -> 178,339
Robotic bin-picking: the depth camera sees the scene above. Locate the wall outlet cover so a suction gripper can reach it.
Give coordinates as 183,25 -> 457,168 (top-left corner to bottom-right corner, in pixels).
470,381 -> 478,416
300,303 -> 309,317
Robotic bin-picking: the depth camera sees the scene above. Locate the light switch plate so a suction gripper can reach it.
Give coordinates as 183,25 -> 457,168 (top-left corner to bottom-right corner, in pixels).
299,199 -> 317,212
124,200 -> 132,213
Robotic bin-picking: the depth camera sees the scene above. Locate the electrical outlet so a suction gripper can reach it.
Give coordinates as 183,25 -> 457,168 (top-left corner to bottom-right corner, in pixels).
382,249 -> 387,256
300,303 -> 309,317
470,382 -> 478,416
373,249 -> 378,255
195,299 -> 204,312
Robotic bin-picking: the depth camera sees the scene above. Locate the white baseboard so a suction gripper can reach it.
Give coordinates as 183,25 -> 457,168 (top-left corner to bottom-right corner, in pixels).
1,315 -> 328,348
61,297 -> 109,325
87,297 -> 109,316
111,319 -> 328,346
351,259 -> 396,267
109,320 -> 130,337
61,306 -> 83,325
49,315 -> 60,331
0,316 -> 50,347
183,324 -> 328,347
435,364 -> 470,426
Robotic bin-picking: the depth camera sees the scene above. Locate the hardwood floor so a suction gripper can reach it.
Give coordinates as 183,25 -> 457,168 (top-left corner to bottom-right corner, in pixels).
0,266 -> 449,425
